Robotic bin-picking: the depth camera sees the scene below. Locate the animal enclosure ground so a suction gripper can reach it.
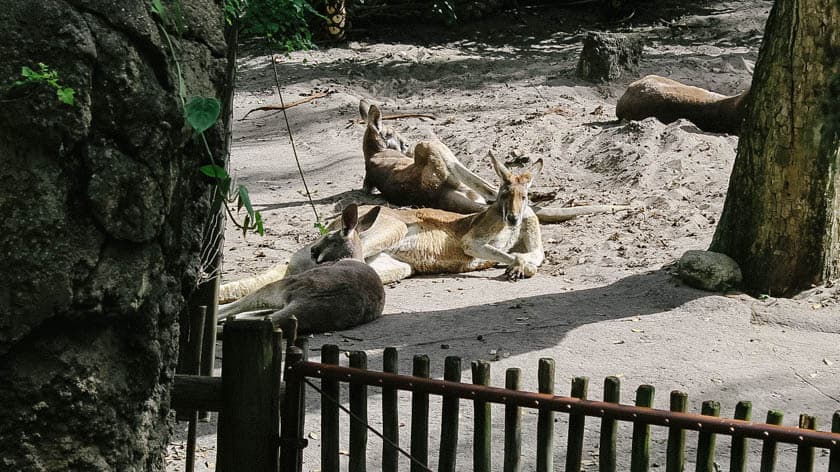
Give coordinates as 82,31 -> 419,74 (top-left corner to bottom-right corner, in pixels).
168,1 -> 840,470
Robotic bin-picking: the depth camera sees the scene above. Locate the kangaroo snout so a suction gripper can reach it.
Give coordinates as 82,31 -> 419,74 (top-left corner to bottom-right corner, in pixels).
506,214 -> 519,226
310,247 -> 322,262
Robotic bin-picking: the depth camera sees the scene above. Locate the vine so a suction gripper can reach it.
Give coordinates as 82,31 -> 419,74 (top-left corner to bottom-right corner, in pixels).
151,0 -> 264,237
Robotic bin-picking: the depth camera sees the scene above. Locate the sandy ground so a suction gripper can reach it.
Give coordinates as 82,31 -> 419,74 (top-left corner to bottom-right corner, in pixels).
167,1 -> 840,470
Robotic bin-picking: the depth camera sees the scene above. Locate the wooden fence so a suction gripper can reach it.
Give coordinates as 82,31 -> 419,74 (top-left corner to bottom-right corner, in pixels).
172,318 -> 840,472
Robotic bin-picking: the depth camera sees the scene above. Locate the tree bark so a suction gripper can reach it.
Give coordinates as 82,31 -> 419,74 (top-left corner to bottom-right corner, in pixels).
710,0 -> 840,297
0,1 -> 229,470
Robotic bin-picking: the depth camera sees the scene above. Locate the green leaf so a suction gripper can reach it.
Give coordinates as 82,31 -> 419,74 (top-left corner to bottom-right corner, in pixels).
20,66 -> 37,80
255,212 -> 264,236
315,221 -> 328,235
184,96 -> 221,133
56,87 -> 75,105
237,185 -> 255,218
199,164 -> 229,180
150,0 -> 167,23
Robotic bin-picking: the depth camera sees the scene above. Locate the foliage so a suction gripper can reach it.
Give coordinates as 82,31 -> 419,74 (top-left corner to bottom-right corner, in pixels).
185,97 -> 222,134
151,0 -> 264,237
229,0 -> 320,51
13,63 -> 75,105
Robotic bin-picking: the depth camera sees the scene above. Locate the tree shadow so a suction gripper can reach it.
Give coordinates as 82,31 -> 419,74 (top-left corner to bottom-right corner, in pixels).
304,269 -> 705,377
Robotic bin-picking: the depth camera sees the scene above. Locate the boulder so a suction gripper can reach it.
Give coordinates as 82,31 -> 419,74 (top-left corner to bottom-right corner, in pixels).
677,250 -> 743,292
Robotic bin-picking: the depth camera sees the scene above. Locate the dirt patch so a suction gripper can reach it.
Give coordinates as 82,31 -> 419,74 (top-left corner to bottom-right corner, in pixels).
169,2 -> 840,470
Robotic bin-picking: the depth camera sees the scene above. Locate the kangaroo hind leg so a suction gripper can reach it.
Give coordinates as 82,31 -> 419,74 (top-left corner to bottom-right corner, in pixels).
367,253 -> 413,284
437,144 -> 499,201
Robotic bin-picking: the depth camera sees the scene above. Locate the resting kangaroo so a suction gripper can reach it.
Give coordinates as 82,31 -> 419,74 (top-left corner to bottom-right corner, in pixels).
217,204 -> 385,333
361,100 -> 630,222
616,75 -> 749,134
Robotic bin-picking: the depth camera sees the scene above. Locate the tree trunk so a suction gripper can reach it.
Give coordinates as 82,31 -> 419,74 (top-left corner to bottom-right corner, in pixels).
0,1 -> 229,470
710,0 -> 840,297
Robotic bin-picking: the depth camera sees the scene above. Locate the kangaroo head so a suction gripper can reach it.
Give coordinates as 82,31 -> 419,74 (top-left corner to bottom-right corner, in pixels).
491,154 -> 543,227
361,100 -> 410,154
310,204 -> 381,263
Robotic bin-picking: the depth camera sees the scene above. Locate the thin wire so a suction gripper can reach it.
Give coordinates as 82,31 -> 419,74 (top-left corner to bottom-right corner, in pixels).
270,56 -> 321,226
302,378 -> 434,472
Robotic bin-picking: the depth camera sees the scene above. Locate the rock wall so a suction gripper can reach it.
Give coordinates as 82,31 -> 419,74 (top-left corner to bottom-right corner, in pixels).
0,1 -> 228,470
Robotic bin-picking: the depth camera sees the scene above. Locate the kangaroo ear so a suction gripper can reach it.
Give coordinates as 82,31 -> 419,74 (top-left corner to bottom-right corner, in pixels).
490,152 -> 513,183
367,105 -> 384,133
342,203 -> 359,234
356,206 -> 381,233
359,99 -> 371,121
528,158 -> 544,179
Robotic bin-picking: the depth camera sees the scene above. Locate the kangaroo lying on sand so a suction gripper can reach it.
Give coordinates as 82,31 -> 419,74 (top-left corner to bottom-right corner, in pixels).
616,75 -> 749,135
217,204 -> 385,333
360,100 -> 630,223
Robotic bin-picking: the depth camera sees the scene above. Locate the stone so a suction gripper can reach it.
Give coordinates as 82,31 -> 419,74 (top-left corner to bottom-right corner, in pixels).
0,0 -> 228,470
576,32 -> 644,82
678,250 -> 743,292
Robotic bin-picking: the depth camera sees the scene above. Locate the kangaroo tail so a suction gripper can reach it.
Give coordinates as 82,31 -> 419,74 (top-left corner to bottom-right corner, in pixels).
218,264 -> 288,304
534,205 -> 633,224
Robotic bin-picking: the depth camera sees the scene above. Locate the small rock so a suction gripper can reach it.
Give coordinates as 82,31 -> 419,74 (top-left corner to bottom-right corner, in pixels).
677,250 -> 743,292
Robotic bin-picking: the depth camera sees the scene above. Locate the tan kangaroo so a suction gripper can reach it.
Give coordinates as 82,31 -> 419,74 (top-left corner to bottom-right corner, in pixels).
217,204 -> 385,333
616,75 -> 749,134
360,100 -> 498,214
360,99 -> 630,223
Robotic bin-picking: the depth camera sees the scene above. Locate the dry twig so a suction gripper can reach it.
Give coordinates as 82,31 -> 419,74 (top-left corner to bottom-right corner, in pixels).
241,91 -> 332,120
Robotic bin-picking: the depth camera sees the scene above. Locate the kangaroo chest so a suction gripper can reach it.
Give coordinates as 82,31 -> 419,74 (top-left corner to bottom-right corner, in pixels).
386,221 -> 520,274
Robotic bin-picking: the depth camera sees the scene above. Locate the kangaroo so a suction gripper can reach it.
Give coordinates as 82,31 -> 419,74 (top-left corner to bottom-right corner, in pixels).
360,99 -> 631,223
616,75 -> 749,134
217,204 -> 385,333
361,100 -> 498,214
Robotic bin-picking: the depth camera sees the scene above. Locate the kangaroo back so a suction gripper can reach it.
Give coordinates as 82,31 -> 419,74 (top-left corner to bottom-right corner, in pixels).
271,259 -> 385,333
616,75 -> 748,134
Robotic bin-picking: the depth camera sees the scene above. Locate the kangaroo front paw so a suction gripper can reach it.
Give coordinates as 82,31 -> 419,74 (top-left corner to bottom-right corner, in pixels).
505,257 -> 537,281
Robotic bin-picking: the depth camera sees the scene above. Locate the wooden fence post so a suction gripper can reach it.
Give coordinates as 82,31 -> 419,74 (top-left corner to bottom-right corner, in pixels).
830,411 -> 840,472
566,376 -> 588,472
472,360 -> 492,472
321,344 -> 340,472
600,376 -> 621,472
730,401 -> 752,472
666,391 -> 688,472
411,355 -> 431,472
759,410 -> 784,472
382,348 -> 400,471
696,400 -> 721,472
349,351 -> 368,472
270,327 -> 284,462
280,346 -> 306,472
504,368 -> 522,472
631,385 -> 655,472
795,414 -> 816,472
185,306 -> 206,472
439,356 -> 462,472
536,358 -> 555,472
217,319 -> 278,472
